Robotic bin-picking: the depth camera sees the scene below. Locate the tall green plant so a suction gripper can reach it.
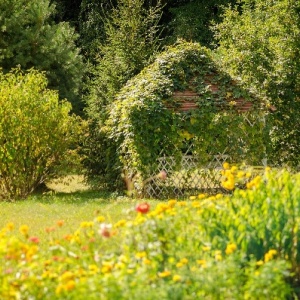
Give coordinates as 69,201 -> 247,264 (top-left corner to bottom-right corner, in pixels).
167,0 -> 236,47
0,0 -> 84,112
214,0 -> 300,166
0,68 -> 80,199
83,0 -> 163,190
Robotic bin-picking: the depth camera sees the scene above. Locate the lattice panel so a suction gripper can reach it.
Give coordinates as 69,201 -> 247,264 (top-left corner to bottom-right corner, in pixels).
144,147 -> 231,198
142,111 -> 266,198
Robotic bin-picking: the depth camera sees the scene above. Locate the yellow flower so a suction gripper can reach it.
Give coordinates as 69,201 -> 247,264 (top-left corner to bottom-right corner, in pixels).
60,271 -> 75,282
168,257 -> 175,264
143,258 -> 151,265
230,166 -> 238,172
269,249 -> 277,256
215,254 -> 222,261
168,199 -> 177,207
172,275 -> 182,282
196,259 -> 206,267
19,225 -> 29,236
223,162 -> 230,169
6,222 -> 14,231
65,280 -> 76,291
237,171 -> 245,178
192,201 -> 201,208
264,249 -> 277,262
189,195 -> 196,200
246,175 -> 262,189
176,257 -> 188,267
55,284 -> 64,295
215,251 -> 222,261
176,262 -> 184,268
180,258 -> 188,264
222,180 -> 235,190
198,193 -> 207,199
88,264 -> 99,274
202,245 -> 211,251
225,243 -> 237,255
256,260 -> 264,266
115,262 -> 126,269
158,270 -> 171,278
96,216 -> 105,222
80,221 -> 94,228
135,251 -> 147,259
114,219 -> 126,228
101,262 -> 113,274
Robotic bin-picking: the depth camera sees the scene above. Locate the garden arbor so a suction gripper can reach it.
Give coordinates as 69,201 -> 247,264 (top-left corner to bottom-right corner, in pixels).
107,42 -> 268,197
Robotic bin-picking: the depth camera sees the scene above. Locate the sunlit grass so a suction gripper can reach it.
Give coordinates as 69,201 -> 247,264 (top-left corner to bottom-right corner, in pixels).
0,176 -> 162,245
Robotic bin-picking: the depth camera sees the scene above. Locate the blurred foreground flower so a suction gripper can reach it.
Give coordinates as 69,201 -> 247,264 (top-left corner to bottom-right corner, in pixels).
136,203 -> 150,214
29,236 -> 40,244
99,223 -> 112,238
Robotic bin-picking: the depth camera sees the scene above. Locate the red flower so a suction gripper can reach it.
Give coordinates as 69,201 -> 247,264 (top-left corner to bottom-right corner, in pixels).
136,203 -> 150,214
29,236 -> 40,244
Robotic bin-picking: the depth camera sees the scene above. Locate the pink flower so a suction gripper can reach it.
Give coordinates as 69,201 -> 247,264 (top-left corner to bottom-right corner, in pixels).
99,223 -> 112,238
136,203 -> 150,214
157,170 -> 167,181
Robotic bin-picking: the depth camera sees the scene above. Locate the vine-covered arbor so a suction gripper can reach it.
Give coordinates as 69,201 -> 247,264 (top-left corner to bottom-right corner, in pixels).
107,41 -> 269,198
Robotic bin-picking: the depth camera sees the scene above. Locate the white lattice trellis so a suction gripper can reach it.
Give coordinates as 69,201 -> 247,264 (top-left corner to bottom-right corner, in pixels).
144,144 -> 231,198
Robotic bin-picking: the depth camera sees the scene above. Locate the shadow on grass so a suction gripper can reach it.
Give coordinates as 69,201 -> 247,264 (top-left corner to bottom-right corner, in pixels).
29,188 -> 119,205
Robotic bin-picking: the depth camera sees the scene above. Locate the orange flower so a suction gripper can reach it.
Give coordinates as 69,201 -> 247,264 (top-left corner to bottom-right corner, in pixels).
56,220 -> 64,227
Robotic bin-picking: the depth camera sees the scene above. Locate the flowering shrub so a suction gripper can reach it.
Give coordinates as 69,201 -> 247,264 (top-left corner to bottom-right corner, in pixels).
1,167 -> 300,298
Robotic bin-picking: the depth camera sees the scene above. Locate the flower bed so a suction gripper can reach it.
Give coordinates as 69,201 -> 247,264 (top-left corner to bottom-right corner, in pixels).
1,166 -> 300,299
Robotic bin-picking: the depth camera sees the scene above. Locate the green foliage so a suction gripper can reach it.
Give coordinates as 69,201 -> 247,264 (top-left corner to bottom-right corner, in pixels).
78,0 -> 116,61
214,0 -> 300,166
107,41 -> 266,186
83,0 -> 163,190
0,68 -> 80,199
167,0 -> 236,47
0,0 -> 84,112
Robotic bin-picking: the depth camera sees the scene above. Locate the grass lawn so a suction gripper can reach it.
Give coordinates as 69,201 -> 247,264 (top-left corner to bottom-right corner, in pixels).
0,175 -> 162,244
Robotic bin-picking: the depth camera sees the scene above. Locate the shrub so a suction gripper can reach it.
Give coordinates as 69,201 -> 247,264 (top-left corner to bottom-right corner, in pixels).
0,68 -> 80,199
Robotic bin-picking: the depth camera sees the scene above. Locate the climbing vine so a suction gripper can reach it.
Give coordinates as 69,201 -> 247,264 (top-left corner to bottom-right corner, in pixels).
106,41 -> 268,186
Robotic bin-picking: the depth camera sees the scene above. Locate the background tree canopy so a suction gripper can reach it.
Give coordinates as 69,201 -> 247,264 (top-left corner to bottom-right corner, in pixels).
1,0 -> 299,195
0,0 -> 84,112
214,0 -> 300,166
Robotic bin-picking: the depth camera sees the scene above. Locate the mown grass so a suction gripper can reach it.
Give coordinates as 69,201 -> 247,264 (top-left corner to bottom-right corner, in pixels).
0,176 -> 162,244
